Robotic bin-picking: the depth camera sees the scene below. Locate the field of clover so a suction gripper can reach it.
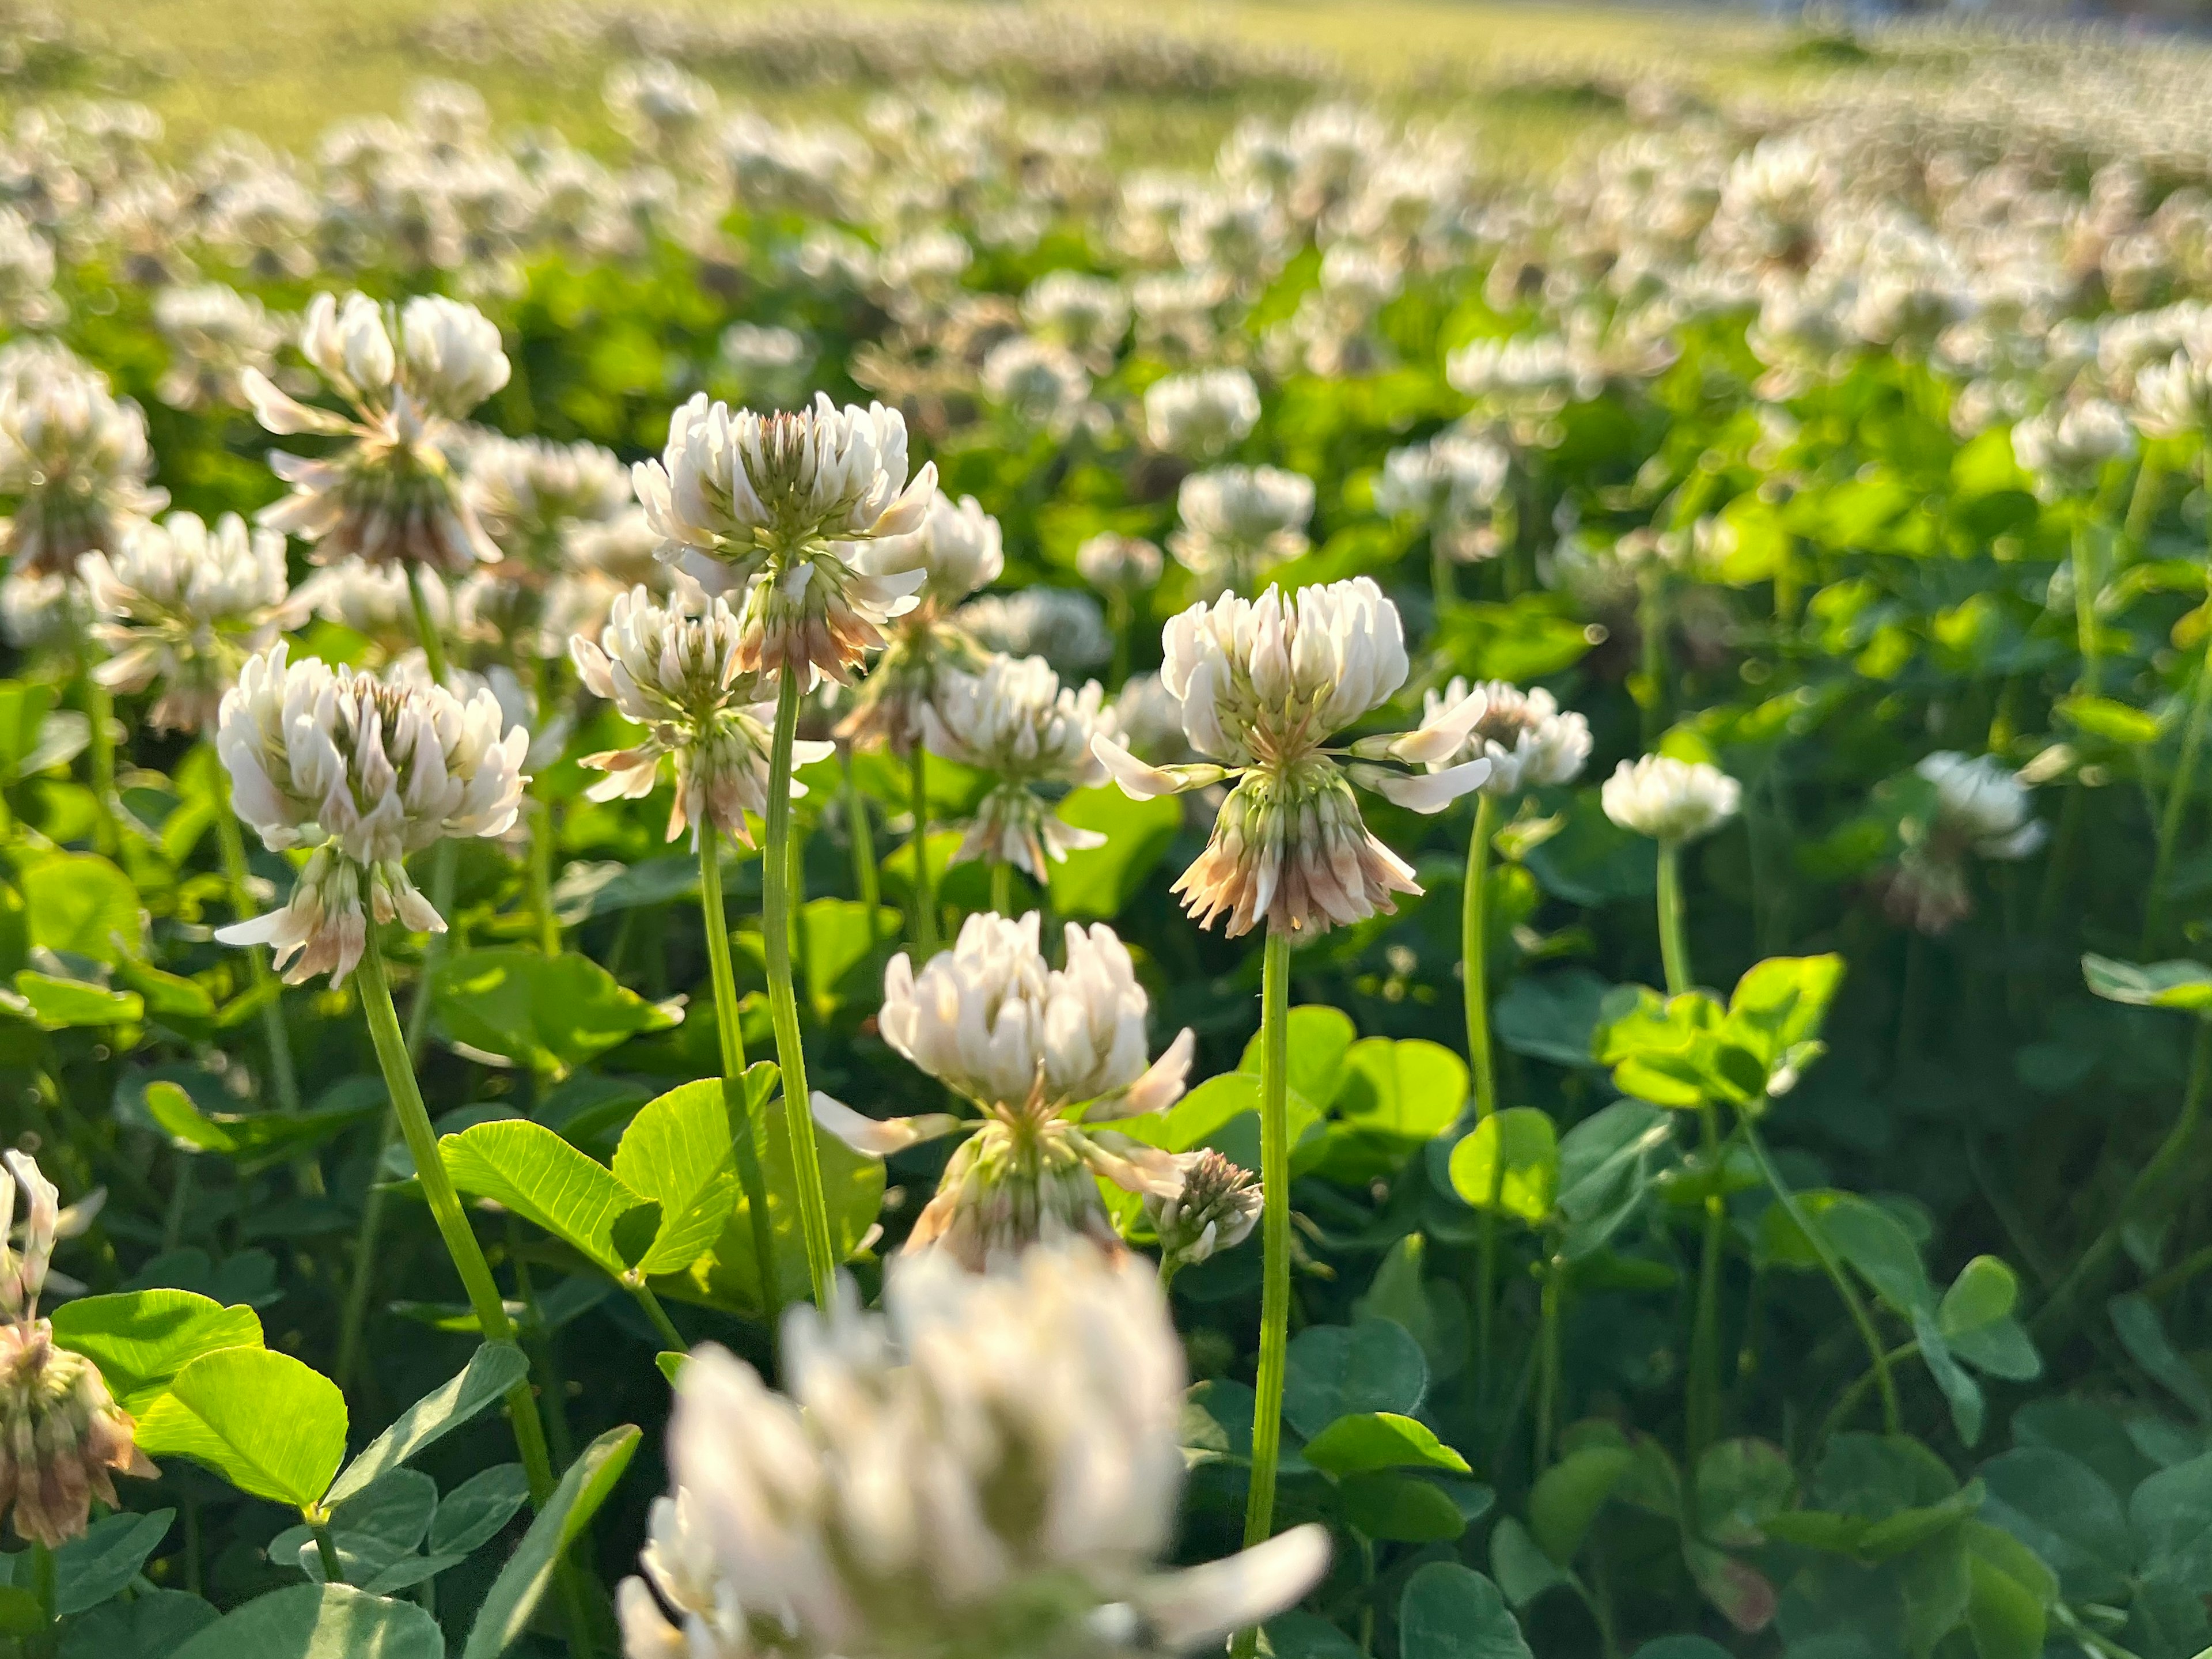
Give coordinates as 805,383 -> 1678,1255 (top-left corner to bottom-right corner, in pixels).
13,13 -> 2212,1659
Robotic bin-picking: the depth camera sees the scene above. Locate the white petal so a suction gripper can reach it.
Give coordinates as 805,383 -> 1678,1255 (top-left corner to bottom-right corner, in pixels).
1351,757 -> 1491,814
809,1092 -> 962,1157
1131,1524 -> 1331,1650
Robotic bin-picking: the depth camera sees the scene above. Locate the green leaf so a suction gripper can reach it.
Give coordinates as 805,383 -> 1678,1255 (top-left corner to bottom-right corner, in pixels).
1332,1037 -> 1467,1142
1529,1444 -> 1634,1564
798,898 -> 901,1021
58,1589 -> 218,1659
464,1424 -> 640,1659
1282,1320 -> 1427,1440
1695,1439 -> 1794,1547
1397,1562 -> 1533,1659
1627,1642 -> 1733,1659
11,972 -> 140,1029
2127,1452 -> 2212,1577
441,1119 -> 641,1278
2082,953 -> 2212,1016
429,1464 -> 530,1555
1302,1412 -> 1471,1477
432,948 -> 677,1075
1488,1516 -> 1571,1609
171,1584 -> 443,1659
1818,1193 -> 1937,1319
1338,1472 -> 1468,1542
2111,1293 -> 2211,1421
1938,1258 -> 2040,1382
1046,785 -> 1183,919
48,1289 -> 264,1414
1977,1447 -> 2134,1603
1493,970 -> 1613,1069
325,1343 -> 530,1509
17,851 -> 142,964
1266,1612 -> 1364,1659
1448,1108 -> 1559,1225
142,1081 -> 376,1169
1239,1005 -> 1358,1108
2059,693 -> 2164,747
54,1509 -> 173,1615
135,1347 -> 348,1510
612,1081 -> 741,1276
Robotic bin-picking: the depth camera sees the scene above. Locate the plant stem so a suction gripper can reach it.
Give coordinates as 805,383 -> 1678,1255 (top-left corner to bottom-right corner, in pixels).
1465,791 -> 1502,1413
2145,476 -> 2212,952
1655,839 -> 1692,996
699,831 -> 779,1331
211,798 -> 306,1122
990,858 -> 1013,917
310,1521 -> 343,1585
2071,518 -> 2103,696
404,565 -> 450,689
1687,1104 -> 1728,1469
2035,1017 -> 2212,1336
353,927 -> 560,1505
1637,569 -> 1667,747
631,1283 -> 685,1351
529,797 -> 562,956
1818,1338 -> 1919,1445
763,675 -> 838,1307
1743,1120 -> 1898,1437
839,749 -> 881,930
1232,926 -> 1295,1659
907,743 -> 938,953
1536,1251 -> 1564,1471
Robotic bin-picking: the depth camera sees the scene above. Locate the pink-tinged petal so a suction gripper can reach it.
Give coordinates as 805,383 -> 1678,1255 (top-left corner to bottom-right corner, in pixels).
809,1092 -> 962,1157
1351,757 -> 1491,814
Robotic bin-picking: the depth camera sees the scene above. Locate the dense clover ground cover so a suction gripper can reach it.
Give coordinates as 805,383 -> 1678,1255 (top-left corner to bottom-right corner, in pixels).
0,18 -> 2209,1659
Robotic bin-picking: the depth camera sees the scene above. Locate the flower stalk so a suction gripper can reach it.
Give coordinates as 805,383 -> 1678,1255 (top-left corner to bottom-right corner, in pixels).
908,741 -> 939,953
1234,926 -> 1294,1658
697,828 -> 780,1329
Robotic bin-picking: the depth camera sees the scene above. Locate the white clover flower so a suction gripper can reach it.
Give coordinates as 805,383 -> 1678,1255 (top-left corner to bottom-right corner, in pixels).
79,512 -> 305,734
2011,399 -> 2137,499
571,586 -> 831,848
294,558 -> 453,661
1076,533 -> 1164,597
876,490 -> 1003,611
1092,578 -> 1491,937
153,283 -> 286,412
1142,368 -> 1260,461
1375,433 -> 1511,563
1147,1150 -> 1262,1277
837,493 -> 1002,755
1022,271 -> 1130,365
922,653 -> 1112,877
1601,755 -> 1741,843
464,434 -> 632,569
979,337 -> 1092,434
2133,347 -> 2212,440
620,1244 -> 1327,1659
1110,674 -> 1191,765
957,587 -> 1113,677
0,368 -> 168,577
0,209 -> 58,331
1445,333 -> 1602,427
1421,679 -> 1592,798
214,643 -> 529,984
1876,751 -> 2046,935
1169,465 -> 1314,593
814,911 -> 1195,1268
0,572 -> 81,652
245,292 -> 512,574
632,392 -> 935,687
605,59 -> 720,160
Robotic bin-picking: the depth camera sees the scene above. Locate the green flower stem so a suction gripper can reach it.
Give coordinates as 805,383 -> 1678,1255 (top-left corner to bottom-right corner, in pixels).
1637,569 -> 1667,747
529,797 -> 561,956
1108,591 -> 1132,687
631,1283 -> 685,1352
353,925 -> 562,1506
404,564 -> 450,689
210,787 -> 316,1195
1536,1249 -> 1564,1471
2071,518 -> 2104,696
990,858 -> 1013,917
2124,456 -> 2166,548
1464,791 -> 1502,1413
1744,1119 -> 1898,1437
309,1520 -> 343,1584
839,749 -> 881,931
699,829 -> 780,1332
763,674 -> 839,1308
84,675 -> 120,856
2144,463 -> 2212,953
506,1221 -> 575,1469
907,743 -> 938,953
29,1537 -> 55,1654
1818,1337 -> 1919,1445
1232,925 -> 1294,1659
1660,833 -> 1729,1460
1430,531 -> 1456,615
1654,839 -> 1692,998
2035,1016 -> 2212,1338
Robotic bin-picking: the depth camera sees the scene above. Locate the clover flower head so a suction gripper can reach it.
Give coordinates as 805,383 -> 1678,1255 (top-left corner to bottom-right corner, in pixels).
1143,368 -> 1261,461
1421,678 -> 1591,798
1601,754 -> 1741,843
620,1243 -> 1328,1659
0,1152 -> 155,1548
1376,433 -> 1511,562
1168,465 -> 1313,591
1022,270 -> 1130,362
874,489 -> 1003,611
1076,532 -> 1164,597
1147,1150 -> 1262,1274
464,433 -> 632,569
632,392 -> 935,686
294,558 -> 452,661
813,911 -> 1196,1270
2133,347 -> 2212,440
1092,579 -> 1491,937
921,653 -> 1113,877
0,367 -> 167,577
957,586 -> 1113,678
2011,399 -> 2136,498
214,643 -> 530,984
1875,751 -> 2046,935
79,511 -> 305,733
571,586 -> 831,848
153,282 -> 286,412
980,336 -> 1092,433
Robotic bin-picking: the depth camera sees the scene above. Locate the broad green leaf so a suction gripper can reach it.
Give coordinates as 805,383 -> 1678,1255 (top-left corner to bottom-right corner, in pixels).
433,948 -> 678,1075
1937,1258 -> 2040,1382
2127,1452 -> 2212,1577
1726,954 -> 1845,1061
1339,1472 -> 1467,1542
1529,1443 -> 1633,1564
49,1289 -> 264,1414
1266,1612 -> 1365,1659
798,898 -> 900,1021
2111,1294 -> 2211,1421
463,1424 -> 640,1659
143,1081 -> 376,1169
325,1343 -> 530,1508
1351,1234 -> 1469,1384
171,1584 -> 442,1659
17,851 -> 142,964
1818,1193 -> 1937,1319
0,681 -> 56,778
2082,953 -> 2212,1016
58,1588 -> 218,1659
135,1347 -> 348,1510
1448,1108 -> 1559,1225
612,1081 -> 741,1275
1239,1005 -> 1357,1108
1488,1515 -> 1571,1609
1332,1037 -> 1467,1142
441,1119 -> 641,1278
1493,970 -> 1613,1069
54,1509 -> 173,1615
1282,1320 -> 1427,1440
1046,785 -> 1183,919
1397,1562 -> 1533,1659
1911,1305 -> 1987,1448
1302,1412 -> 1471,1477
11,972 -> 140,1029
1696,1439 -> 1794,1548
1977,1446 -> 2134,1603
429,1464 -> 530,1555
1683,1541 -> 1778,1635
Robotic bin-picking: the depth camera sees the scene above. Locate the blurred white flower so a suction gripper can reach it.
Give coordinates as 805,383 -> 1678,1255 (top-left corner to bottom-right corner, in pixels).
2011,399 -> 2136,499
1375,433 -> 1511,563
79,512 -> 305,734
214,643 -> 529,984
1023,271 -> 1129,366
957,586 -> 1113,677
1601,755 -> 1741,843
1076,533 -> 1164,597
980,336 -> 1092,434
1421,679 -> 1591,798
571,586 -> 831,847
1093,578 -> 1490,936
2133,347 -> 2212,440
837,492 -> 1001,754
1143,368 -> 1260,461
465,433 -> 632,570
620,1243 -> 1327,1658
294,558 -> 453,661
1877,750 -> 2047,935
922,653 -> 1112,877
1169,465 -> 1313,592
153,283 -> 286,412
0,367 -> 168,577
